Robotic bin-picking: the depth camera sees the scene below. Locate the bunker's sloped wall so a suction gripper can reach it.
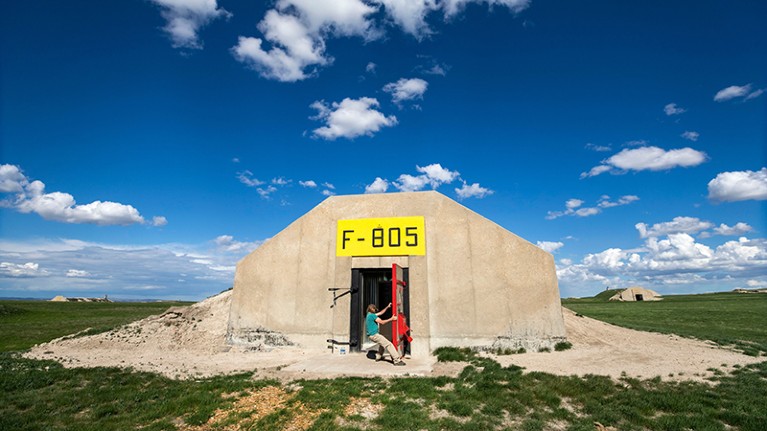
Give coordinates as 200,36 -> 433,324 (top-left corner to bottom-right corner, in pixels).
228,191 -> 566,353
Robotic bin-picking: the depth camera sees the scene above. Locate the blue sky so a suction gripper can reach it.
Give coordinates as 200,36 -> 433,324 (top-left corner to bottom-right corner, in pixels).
1,0 -> 765,300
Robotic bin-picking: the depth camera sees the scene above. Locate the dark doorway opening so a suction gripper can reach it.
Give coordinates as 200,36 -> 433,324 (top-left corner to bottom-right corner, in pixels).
635,294 -> 644,301
349,267 -> 409,352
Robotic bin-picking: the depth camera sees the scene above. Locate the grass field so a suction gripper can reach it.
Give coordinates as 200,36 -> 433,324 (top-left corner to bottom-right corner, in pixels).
0,300 -> 191,352
563,292 -> 767,356
1,293 -> 766,431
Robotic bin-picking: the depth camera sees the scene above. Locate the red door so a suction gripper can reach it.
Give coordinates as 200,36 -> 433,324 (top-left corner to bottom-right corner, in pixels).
391,264 -> 410,356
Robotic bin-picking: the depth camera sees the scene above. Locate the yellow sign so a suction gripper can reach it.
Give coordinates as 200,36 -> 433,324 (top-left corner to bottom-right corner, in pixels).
337,216 -> 426,256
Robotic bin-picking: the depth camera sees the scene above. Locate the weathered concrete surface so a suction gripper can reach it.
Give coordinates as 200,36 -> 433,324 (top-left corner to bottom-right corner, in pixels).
228,191 -> 566,357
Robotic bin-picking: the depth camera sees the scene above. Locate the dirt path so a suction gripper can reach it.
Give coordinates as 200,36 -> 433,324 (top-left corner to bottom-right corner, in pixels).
25,292 -> 763,381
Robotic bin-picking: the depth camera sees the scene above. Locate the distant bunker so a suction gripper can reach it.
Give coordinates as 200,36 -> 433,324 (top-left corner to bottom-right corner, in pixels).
227,191 -> 566,357
609,287 -> 663,302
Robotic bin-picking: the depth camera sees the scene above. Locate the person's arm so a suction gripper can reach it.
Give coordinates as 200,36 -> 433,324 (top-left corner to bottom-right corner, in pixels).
375,314 -> 397,324
375,303 -> 392,317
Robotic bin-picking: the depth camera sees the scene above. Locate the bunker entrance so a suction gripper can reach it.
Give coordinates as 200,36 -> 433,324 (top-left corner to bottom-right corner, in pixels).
349,267 -> 409,352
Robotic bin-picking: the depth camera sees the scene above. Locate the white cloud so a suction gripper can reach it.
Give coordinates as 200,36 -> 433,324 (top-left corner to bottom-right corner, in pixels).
598,195 -> 639,208
365,62 -> 377,73
714,83 -> 764,102
376,0 -> 438,38
557,234 -> 767,294
234,0 -> 530,80
66,269 -> 91,278
0,165 -> 159,226
585,143 -> 611,152
299,180 -> 318,188
746,279 -> 767,288
231,0 -> 377,81
547,195 -> 638,220
637,217 -> 755,240
707,168 -> 767,202
0,164 -> 27,193
417,163 -> 459,185
310,97 -> 397,140
236,170 -> 265,187
455,181 -> 493,199
322,189 -> 335,196
152,216 -> 168,227
635,217 -> 714,239
0,262 -> 44,277
393,163 -> 460,192
581,146 -> 707,178
681,131 -> 699,142
664,103 -> 686,116
365,177 -> 390,194
271,177 -> 291,185
214,235 -> 263,253
394,174 -> 431,192
383,78 -> 429,105
442,0 -> 530,17
0,236 -> 265,300
151,0 -> 230,49
712,223 -> 754,237
537,241 -> 564,253
256,185 -> 278,199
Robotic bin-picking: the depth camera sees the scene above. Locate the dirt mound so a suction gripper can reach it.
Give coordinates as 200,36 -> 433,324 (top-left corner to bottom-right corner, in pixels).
25,296 -> 763,381
490,308 -> 763,381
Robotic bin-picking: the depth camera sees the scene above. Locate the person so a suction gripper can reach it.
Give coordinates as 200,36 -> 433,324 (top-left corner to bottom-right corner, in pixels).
366,303 -> 405,366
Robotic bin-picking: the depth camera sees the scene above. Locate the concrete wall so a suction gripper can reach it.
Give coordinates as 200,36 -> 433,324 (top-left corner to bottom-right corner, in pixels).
228,191 -> 566,355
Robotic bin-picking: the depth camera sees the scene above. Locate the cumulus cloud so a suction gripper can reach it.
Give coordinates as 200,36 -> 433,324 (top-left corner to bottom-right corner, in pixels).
232,0 -> 377,81
707,168 -> 767,202
152,216 -> 168,227
383,78 -> 429,105
365,177 -> 390,194
636,217 -> 713,239
0,164 -> 161,226
547,195 -> 638,220
714,83 -> 765,102
234,0 -> 529,80
299,180 -> 318,188
664,103 -> 686,116
0,262 -> 44,277
681,131 -> 699,142
455,181 -> 493,200
310,97 -> 397,140
151,0 -> 230,49
537,241 -> 564,253
581,146 -> 707,178
702,223 -> 754,238
557,234 -> 767,293
637,217 -> 755,240
364,163 -> 489,199
376,0 -> 438,37
394,163 -> 460,191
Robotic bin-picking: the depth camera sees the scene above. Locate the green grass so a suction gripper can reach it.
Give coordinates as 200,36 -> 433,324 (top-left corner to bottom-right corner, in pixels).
563,292 -> 767,355
0,300 -> 192,352
2,351 -> 765,431
2,291 -> 767,430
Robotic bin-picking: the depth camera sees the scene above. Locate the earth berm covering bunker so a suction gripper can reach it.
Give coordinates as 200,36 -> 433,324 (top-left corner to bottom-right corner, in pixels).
25,290 -> 762,382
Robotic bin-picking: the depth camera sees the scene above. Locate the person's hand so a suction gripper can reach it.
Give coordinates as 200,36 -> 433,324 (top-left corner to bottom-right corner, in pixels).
386,302 -> 392,309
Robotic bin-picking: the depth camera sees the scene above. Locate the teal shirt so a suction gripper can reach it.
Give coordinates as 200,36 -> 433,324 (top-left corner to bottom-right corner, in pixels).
366,312 -> 379,336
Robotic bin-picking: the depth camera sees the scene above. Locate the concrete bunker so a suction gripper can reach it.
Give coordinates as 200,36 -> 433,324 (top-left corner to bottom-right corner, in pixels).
227,191 -> 566,357
609,286 -> 663,302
